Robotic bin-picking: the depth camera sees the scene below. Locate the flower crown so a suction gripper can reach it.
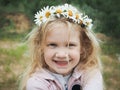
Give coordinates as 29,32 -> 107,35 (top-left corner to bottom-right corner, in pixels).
34,4 -> 93,30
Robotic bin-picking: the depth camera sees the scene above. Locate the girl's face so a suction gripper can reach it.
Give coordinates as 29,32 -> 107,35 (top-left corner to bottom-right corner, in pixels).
43,23 -> 81,76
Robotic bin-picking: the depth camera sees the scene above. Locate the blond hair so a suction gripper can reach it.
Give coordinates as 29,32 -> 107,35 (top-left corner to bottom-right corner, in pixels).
19,18 -> 102,90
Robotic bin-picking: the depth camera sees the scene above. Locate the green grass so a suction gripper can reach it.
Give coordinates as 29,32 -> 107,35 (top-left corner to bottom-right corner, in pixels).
101,40 -> 120,55
0,40 -> 29,90
0,31 -> 29,41
101,40 -> 120,90
0,13 -> 30,90
0,44 -> 27,59
102,55 -> 120,90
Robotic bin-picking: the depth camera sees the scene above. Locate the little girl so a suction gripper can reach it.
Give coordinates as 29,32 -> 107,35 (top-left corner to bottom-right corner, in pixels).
19,4 -> 103,90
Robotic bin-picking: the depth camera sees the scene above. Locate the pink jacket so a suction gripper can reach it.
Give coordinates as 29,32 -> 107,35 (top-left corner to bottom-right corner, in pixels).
26,68 -> 103,90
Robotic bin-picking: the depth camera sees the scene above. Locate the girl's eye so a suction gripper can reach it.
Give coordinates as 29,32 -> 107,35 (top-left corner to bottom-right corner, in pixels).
67,43 -> 76,48
47,43 -> 57,48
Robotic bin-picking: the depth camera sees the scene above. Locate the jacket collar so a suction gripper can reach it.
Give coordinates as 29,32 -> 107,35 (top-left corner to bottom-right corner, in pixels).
34,68 -> 83,80
72,68 -> 84,79
34,68 -> 55,80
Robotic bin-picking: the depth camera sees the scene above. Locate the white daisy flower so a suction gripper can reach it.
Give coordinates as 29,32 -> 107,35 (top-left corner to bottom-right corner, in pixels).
34,6 -> 54,26
71,12 -> 82,23
62,4 -> 78,22
41,6 -> 53,22
83,15 -> 92,26
87,23 -> 93,30
53,6 -> 64,18
34,11 -> 44,26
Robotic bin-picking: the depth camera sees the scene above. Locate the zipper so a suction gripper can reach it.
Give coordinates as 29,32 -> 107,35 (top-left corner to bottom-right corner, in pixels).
65,84 -> 68,90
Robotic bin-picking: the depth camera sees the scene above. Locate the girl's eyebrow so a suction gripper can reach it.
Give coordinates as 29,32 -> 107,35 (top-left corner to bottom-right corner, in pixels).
67,41 -> 79,44
45,41 -> 57,44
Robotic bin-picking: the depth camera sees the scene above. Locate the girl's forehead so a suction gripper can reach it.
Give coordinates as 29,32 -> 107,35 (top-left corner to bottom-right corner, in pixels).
44,22 -> 80,43
46,21 -> 68,30
45,21 -> 80,34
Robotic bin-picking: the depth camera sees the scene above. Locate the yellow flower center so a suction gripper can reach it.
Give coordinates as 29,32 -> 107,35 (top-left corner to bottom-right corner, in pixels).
45,11 -> 51,18
39,16 -> 43,21
68,10 -> 73,16
86,22 -> 89,25
56,9 -> 62,14
76,14 -> 79,19
80,20 -> 83,24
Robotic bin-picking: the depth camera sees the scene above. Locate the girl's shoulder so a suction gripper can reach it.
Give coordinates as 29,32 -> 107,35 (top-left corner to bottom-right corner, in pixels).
74,67 -> 102,78
82,68 -> 102,80
81,68 -> 103,89
26,69 -> 55,90
73,68 -> 103,90
26,75 -> 48,90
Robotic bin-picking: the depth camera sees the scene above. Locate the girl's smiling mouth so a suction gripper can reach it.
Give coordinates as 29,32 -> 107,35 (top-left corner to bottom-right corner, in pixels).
53,60 -> 71,66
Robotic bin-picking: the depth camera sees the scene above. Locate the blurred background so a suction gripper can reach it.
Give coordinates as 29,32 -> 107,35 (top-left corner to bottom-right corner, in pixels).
0,0 -> 120,90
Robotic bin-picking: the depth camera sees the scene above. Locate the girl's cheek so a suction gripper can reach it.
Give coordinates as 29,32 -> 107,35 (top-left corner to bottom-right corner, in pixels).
45,49 -> 56,56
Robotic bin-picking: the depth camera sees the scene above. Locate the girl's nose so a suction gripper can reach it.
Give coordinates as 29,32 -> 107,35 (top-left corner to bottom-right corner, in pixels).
55,51 -> 68,59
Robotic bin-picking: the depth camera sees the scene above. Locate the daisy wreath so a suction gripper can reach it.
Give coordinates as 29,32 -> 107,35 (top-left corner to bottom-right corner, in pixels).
34,4 -> 93,30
